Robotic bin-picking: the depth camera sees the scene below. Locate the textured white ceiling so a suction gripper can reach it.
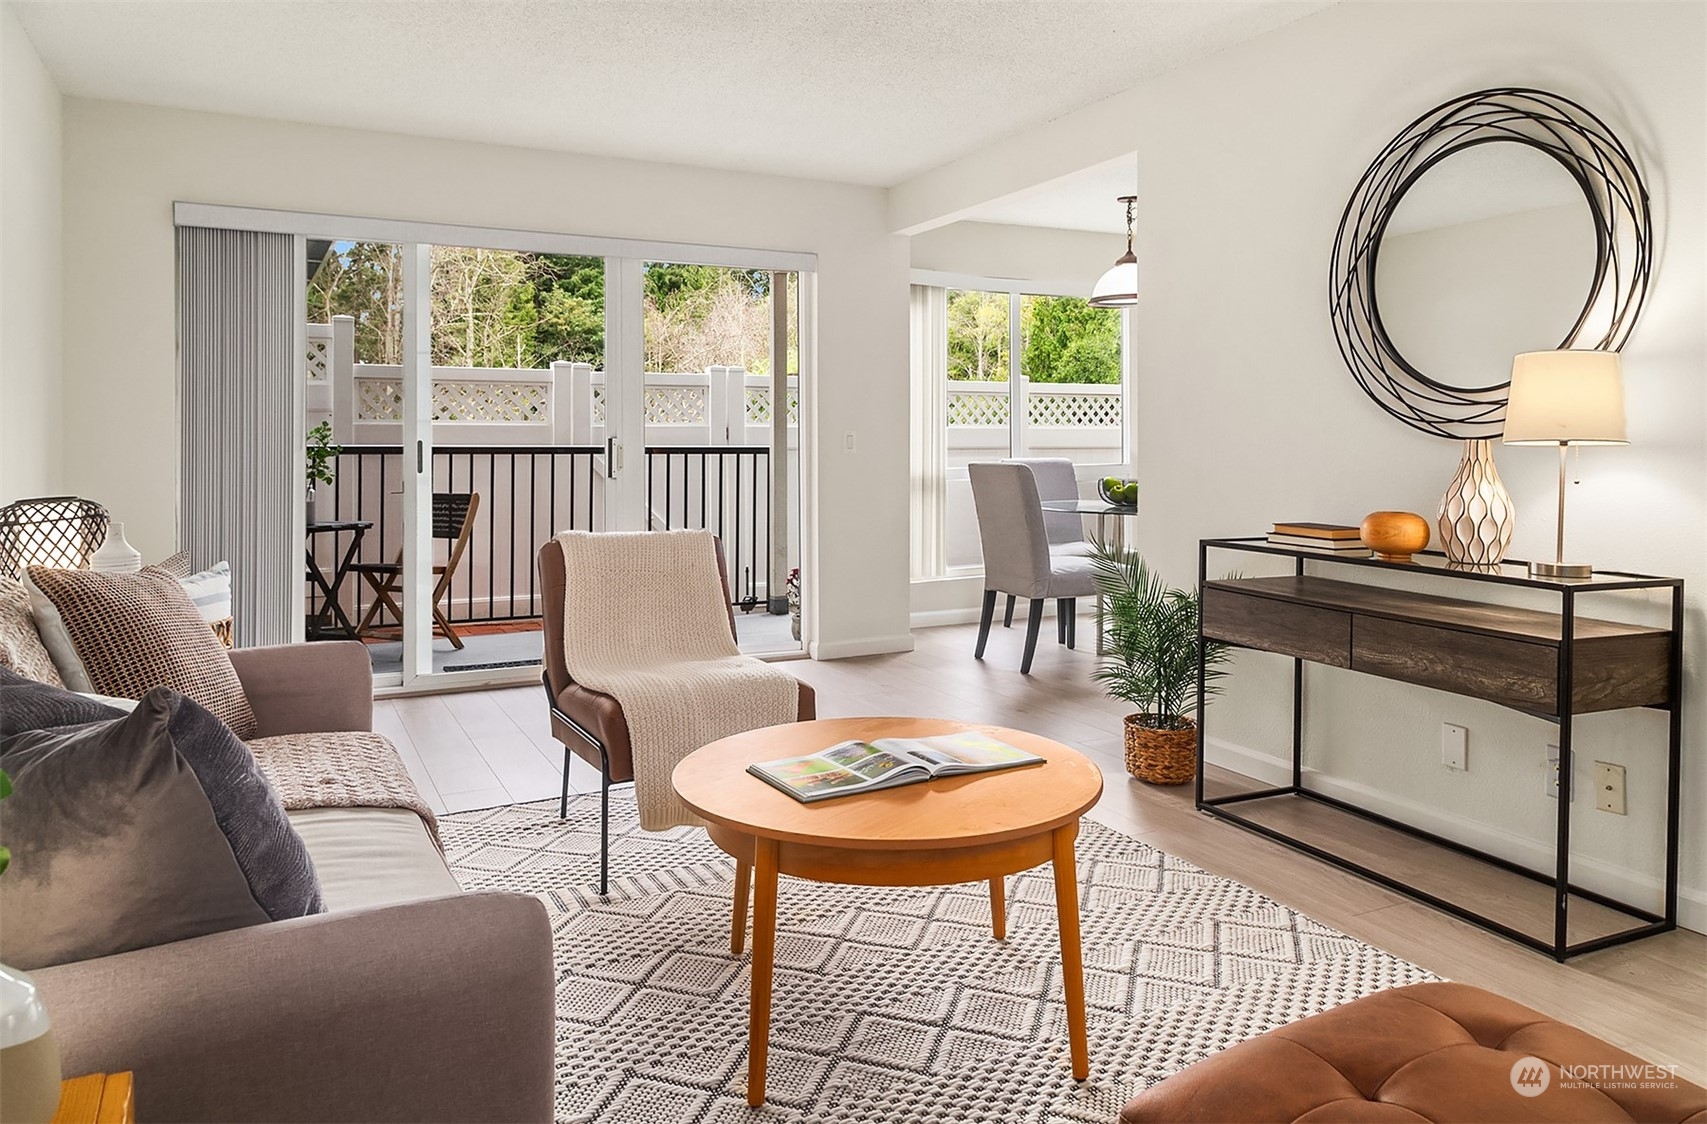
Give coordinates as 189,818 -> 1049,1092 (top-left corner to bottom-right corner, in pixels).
11,0 -> 1334,187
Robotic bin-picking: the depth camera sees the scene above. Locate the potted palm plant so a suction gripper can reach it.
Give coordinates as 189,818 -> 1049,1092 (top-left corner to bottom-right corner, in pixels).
1089,542 -> 1231,784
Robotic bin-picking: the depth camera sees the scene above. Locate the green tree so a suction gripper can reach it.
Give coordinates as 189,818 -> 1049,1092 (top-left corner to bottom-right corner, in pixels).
429,246 -> 537,368
1021,296 -> 1120,384
308,241 -> 404,363
947,290 -> 1009,382
532,255 -> 605,367
308,247 -> 794,376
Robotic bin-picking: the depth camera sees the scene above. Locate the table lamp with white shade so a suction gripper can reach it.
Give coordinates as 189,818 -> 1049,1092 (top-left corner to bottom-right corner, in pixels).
1501,350 -> 1627,579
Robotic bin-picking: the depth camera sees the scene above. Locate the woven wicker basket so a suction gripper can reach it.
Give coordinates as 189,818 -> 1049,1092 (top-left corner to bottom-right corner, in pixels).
1123,714 -> 1197,785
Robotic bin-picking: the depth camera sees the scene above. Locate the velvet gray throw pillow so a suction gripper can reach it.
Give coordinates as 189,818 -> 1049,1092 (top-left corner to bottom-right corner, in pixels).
0,678 -> 324,970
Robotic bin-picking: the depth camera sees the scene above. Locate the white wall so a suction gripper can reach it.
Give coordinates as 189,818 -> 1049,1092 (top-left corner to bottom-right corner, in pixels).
910,220 -> 1115,286
0,8 -> 63,499
897,1 -> 1707,930
58,99 -> 911,658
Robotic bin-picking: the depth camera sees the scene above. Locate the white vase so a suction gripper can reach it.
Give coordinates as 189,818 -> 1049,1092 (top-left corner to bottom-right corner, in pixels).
89,521 -> 143,573
1437,439 -> 1515,566
0,964 -> 61,1124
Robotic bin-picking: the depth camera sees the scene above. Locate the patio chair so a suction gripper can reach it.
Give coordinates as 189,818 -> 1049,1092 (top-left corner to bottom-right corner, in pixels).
0,496 -> 109,578
537,534 -> 816,895
998,457 -> 1092,629
968,462 -> 1095,674
351,492 -> 480,649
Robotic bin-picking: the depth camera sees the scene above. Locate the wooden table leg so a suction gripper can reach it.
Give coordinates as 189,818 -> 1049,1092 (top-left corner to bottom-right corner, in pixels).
747,836 -> 780,1107
1052,824 -> 1089,1081
989,876 -> 1007,941
731,856 -> 752,954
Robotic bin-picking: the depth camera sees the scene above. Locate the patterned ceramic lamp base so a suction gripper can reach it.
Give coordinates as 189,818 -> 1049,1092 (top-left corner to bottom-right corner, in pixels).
1438,439 -> 1514,566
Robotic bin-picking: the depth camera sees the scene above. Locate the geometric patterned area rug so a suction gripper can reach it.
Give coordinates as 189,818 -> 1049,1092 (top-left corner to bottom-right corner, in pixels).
441,794 -> 1435,1124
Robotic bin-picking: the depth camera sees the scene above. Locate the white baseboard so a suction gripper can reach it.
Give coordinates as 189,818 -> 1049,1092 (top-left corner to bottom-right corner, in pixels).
910,602 -> 1091,630
1202,738 -> 1706,936
809,633 -> 916,660
910,607 -> 983,628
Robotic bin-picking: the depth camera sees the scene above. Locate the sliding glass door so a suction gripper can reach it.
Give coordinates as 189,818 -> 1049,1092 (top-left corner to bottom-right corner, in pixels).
252,202 -> 816,690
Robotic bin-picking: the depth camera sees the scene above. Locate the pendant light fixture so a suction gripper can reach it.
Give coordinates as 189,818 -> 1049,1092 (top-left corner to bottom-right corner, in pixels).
1089,195 -> 1139,308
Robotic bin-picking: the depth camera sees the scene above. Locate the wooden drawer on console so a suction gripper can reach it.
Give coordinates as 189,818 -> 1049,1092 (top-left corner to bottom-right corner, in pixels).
1350,618 -> 1671,715
1352,617 -> 1557,713
1202,585 -> 1350,666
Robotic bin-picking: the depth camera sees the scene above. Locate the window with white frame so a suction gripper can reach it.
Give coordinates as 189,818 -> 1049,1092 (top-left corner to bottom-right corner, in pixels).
909,274 -> 1130,578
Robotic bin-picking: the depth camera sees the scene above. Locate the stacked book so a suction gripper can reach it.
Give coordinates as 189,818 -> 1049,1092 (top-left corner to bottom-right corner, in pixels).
1268,522 -> 1372,556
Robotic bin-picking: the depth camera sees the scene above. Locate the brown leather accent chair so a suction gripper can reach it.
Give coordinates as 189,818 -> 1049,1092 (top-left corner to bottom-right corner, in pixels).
1120,981 -> 1707,1123
538,536 -> 815,893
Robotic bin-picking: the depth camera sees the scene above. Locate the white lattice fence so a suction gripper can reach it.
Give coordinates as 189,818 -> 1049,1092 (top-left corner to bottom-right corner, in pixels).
1029,388 -> 1121,427
432,380 -> 549,422
356,376 -> 403,421
306,336 -> 331,383
743,385 -> 799,426
354,377 -> 552,423
644,384 -> 709,425
948,386 -> 1010,426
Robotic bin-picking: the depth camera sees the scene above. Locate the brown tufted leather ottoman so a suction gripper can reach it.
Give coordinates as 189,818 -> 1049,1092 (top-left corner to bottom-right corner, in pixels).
1120,982 -> 1705,1123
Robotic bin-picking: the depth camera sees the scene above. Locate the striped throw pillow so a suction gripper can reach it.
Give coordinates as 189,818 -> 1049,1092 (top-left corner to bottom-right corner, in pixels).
24,565 -> 256,740
178,561 -> 234,647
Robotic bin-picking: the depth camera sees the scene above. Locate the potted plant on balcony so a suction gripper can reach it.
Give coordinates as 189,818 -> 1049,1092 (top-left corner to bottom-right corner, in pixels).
1089,542 -> 1231,784
305,422 -> 341,525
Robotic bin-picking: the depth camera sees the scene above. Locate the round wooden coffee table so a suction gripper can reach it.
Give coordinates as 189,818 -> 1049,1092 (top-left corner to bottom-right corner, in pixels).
672,717 -> 1104,1106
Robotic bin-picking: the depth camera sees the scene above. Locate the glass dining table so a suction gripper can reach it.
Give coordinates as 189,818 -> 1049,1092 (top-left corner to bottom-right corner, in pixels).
1041,499 -> 1138,654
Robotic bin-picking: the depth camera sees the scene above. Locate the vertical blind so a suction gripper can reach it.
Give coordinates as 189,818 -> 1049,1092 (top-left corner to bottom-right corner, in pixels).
176,226 -> 296,647
908,284 -> 948,580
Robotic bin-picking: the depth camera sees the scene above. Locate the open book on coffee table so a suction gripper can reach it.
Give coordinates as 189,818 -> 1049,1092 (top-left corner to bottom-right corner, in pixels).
747,730 -> 1046,803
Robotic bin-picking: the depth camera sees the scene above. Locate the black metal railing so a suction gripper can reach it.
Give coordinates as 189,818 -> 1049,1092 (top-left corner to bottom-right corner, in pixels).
644,445 -> 772,611
308,442 -> 777,627
308,444 -> 602,628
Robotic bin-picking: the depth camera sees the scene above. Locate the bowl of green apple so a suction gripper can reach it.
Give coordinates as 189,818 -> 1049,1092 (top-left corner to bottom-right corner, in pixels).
1097,477 -> 1138,507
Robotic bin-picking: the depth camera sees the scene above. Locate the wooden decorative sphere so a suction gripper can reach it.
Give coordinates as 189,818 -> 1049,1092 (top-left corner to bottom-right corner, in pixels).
1360,511 -> 1430,563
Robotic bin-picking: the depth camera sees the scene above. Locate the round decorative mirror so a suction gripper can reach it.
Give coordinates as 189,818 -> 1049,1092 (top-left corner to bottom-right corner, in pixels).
1330,88 -> 1651,439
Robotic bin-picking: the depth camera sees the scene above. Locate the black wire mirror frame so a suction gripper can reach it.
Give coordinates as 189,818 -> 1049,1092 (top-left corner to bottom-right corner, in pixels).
1329,87 -> 1652,440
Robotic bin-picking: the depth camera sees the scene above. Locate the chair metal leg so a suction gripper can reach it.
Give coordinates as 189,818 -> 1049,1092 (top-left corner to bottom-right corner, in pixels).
1003,594 -> 1016,628
559,746 -> 572,820
1066,599 -> 1077,650
974,589 -> 997,659
599,770 -> 611,897
1021,598 -> 1045,674
1057,598 -> 1069,645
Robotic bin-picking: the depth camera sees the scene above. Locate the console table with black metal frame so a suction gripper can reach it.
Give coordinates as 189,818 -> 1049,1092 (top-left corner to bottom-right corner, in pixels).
1195,537 -> 1682,961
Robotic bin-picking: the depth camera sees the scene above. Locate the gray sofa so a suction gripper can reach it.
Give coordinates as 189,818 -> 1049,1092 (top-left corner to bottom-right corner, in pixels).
32,642 -> 556,1123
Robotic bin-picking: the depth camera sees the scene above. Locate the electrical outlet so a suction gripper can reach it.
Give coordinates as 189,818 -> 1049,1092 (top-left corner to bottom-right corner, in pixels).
1594,761 -> 1627,815
843,431 -> 856,453
1546,744 -> 1572,800
1440,723 -> 1468,771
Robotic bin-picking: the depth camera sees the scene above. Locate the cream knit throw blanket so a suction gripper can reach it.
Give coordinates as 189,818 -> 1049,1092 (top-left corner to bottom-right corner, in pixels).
557,529 -> 800,830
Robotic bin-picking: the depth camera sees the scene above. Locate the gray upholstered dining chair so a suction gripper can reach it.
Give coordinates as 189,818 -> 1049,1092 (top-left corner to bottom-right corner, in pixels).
1006,457 -> 1091,555
996,457 -> 1092,630
968,462 -> 1097,674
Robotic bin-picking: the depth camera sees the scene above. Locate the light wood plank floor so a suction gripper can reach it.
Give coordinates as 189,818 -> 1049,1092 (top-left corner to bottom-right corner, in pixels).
383,620 -> 1707,1082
